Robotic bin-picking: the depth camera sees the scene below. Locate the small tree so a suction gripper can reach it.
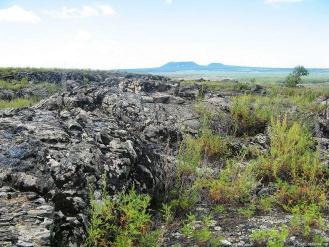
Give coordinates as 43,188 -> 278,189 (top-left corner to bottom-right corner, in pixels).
285,66 -> 309,87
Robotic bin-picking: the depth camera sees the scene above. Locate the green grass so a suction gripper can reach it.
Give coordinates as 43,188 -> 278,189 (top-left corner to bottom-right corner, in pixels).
176,108 -> 328,244
230,95 -> 272,135
0,97 -> 39,109
229,85 -> 328,135
177,118 -> 230,176
37,82 -> 62,94
171,119 -> 231,212
0,78 -> 29,90
0,78 -> 61,110
165,71 -> 329,84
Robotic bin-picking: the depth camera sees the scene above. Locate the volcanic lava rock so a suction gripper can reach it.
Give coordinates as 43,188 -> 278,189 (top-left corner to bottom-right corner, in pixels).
0,73 -> 199,246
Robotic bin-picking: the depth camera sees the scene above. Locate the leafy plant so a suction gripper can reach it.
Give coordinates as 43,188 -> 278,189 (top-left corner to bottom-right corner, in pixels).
161,203 -> 174,225
258,196 -> 275,213
290,204 -> 325,238
207,161 -> 258,205
238,203 -> 256,218
251,226 -> 289,247
181,213 -> 215,244
87,186 -> 158,247
255,117 -> 326,209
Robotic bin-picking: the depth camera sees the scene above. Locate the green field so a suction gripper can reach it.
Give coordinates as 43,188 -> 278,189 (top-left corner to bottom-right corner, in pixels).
158,71 -> 329,84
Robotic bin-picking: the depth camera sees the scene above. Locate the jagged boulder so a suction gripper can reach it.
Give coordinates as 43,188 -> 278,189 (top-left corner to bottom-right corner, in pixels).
0,74 -> 199,246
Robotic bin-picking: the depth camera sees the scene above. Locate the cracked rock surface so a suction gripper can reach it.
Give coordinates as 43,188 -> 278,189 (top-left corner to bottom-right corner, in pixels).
0,73 -> 206,246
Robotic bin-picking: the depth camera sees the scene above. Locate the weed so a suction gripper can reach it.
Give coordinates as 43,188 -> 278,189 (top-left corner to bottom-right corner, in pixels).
230,95 -> 273,135
177,135 -> 203,176
169,186 -> 200,212
238,203 -> 256,218
275,181 -> 326,211
255,117 -> 326,209
250,226 -> 289,247
174,121 -> 229,212
161,203 -> 174,225
290,204 -> 325,238
181,213 -> 215,244
207,161 -> 258,205
212,204 -> 226,215
312,234 -> 327,246
0,78 -> 29,90
258,196 -> 275,213
86,186 -> 158,247
181,213 -> 196,238
199,127 -> 229,158
0,97 -> 39,109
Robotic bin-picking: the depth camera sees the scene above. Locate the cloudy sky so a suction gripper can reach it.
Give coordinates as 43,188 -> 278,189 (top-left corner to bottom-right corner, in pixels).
0,0 -> 328,69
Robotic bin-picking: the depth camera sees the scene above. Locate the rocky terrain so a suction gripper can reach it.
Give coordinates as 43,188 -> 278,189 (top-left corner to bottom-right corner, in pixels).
0,71 -> 203,246
1,70 -> 329,247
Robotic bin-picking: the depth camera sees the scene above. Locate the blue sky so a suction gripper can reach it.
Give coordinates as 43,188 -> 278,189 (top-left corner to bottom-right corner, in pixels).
0,0 -> 328,69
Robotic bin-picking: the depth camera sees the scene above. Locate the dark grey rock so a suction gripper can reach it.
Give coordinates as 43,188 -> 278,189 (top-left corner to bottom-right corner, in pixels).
0,73 -> 201,246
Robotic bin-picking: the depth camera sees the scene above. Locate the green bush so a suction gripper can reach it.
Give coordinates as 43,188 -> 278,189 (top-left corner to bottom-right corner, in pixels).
258,196 -> 275,213
199,127 -> 229,158
256,117 -> 321,182
290,204 -> 325,238
255,117 -> 326,209
238,203 -> 256,218
87,187 -> 158,247
168,186 -> 200,212
230,95 -> 274,135
177,135 -> 203,176
206,161 -> 258,205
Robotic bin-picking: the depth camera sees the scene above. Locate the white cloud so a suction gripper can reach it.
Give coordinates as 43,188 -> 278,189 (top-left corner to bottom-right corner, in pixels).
44,5 -> 116,19
0,5 -> 41,23
164,0 -> 174,4
265,0 -> 303,5
98,5 -> 116,16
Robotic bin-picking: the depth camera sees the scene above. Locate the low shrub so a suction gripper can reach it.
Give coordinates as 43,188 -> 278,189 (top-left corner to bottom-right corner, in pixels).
290,204 -> 325,238
230,95 -> 274,135
206,161 -> 258,205
87,187 -> 158,247
255,117 -> 327,210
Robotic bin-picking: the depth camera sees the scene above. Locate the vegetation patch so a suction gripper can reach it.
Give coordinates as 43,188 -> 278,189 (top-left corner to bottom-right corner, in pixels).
82,78 -> 329,246
0,78 -> 29,90
250,226 -> 289,247
0,97 -> 39,109
87,186 -> 159,247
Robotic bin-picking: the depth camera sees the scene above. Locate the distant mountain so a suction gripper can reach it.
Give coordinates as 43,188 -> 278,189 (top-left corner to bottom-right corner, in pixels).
158,62 -> 202,72
124,61 -> 329,74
